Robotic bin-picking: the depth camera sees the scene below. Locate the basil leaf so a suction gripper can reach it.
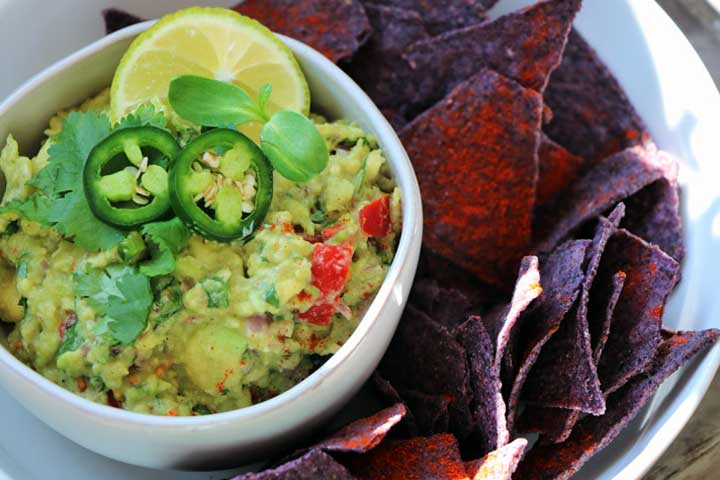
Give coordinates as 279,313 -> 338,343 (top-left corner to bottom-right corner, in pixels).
260,110 -> 328,182
168,75 -> 266,127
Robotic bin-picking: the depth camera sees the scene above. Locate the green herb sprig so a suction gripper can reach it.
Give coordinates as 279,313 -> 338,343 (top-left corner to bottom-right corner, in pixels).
168,75 -> 328,182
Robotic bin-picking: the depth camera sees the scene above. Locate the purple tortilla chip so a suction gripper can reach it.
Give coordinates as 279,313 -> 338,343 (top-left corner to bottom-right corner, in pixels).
520,211 -> 626,415
102,8 -> 143,34
534,144 -> 675,253
597,229 -> 680,395
465,438 -> 527,480
517,209 -> 626,442
516,329 -> 720,480
344,3 -> 429,116
545,30 -> 649,163
232,449 -> 355,480
312,403 -> 406,454
415,248 -> 504,306
401,69 -> 543,291
403,0 -> 581,113
378,305 -> 474,438
363,0 -> 494,35
233,0 -> 371,64
371,373 -> 421,437
409,278 -> 473,330
590,270 -> 626,364
622,158 -> 684,262
537,134 -> 584,208
504,240 -> 590,425
398,388 -> 451,436
532,270 -> 628,444
457,316 -> 502,455
478,256 -> 542,445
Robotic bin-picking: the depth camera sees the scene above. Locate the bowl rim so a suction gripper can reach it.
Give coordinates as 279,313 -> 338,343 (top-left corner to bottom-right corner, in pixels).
0,20 -> 423,429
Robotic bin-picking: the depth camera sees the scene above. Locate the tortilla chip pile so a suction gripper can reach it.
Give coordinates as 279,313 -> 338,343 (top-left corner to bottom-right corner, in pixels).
104,1 -> 718,478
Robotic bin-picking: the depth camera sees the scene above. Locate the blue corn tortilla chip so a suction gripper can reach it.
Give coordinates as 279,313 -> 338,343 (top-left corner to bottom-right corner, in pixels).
545,30 -> 650,163
537,134 -> 584,208
232,449 -> 355,480
590,270 -> 626,364
400,69 -> 543,290
465,438 -> 527,480
516,207 -> 626,441
503,240 -> 589,429
102,8 -> 143,34
344,3 -> 429,118
378,305 -> 474,438
515,328 -> 720,480
372,373 -> 453,437
403,0 -> 581,114
475,257 -> 541,449
456,316 -> 501,455
534,144 -> 676,253
233,0 -> 371,63
409,278 -> 473,330
362,0 -> 494,36
597,228 -> 680,395
621,159 -> 684,262
344,433 -> 469,480
311,403 -> 406,454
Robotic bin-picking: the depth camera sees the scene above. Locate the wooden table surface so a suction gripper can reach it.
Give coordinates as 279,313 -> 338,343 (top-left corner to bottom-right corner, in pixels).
643,2 -> 720,479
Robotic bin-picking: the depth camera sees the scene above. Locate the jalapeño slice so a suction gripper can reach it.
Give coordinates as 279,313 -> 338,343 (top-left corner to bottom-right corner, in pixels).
84,126 -> 180,227
169,129 -> 273,241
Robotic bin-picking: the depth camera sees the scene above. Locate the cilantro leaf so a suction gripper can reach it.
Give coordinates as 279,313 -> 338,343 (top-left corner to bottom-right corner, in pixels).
29,111 -> 111,195
114,104 -> 168,131
57,322 -> 83,356
49,190 -> 126,251
2,111 -> 127,251
74,265 -> 153,345
139,218 -> 191,276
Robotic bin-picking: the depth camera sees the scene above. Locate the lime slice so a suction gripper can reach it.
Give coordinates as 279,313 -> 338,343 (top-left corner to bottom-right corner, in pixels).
110,7 -> 310,141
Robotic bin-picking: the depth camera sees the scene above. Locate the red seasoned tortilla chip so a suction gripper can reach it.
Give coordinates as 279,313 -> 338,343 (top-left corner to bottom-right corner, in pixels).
622,159 -> 684,262
503,241 -> 588,429
537,134 -> 584,208
312,403 -> 406,454
534,144 -> 674,253
400,69 -> 543,290
232,449 -> 355,480
403,0 -> 581,113
545,30 -> 649,163
515,329 -> 720,480
345,433 -> 470,480
378,305 -> 474,438
233,0 -> 371,63
465,438 -> 527,480
597,229 -> 680,395
363,0 -> 494,35
344,3 -> 429,117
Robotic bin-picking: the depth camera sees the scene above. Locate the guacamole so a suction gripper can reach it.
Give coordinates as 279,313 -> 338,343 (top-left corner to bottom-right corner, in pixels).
0,91 -> 401,415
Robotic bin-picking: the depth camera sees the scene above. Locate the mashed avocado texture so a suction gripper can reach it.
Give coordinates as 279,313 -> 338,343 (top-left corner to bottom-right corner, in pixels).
0,92 -> 401,415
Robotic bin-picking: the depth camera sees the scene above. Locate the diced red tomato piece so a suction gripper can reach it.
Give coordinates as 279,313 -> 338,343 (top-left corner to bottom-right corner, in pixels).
298,244 -> 353,325
298,302 -> 336,326
359,196 -> 392,237
310,243 -> 353,294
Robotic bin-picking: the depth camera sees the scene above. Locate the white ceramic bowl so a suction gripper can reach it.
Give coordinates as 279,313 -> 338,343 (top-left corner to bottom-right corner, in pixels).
0,22 -> 422,470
